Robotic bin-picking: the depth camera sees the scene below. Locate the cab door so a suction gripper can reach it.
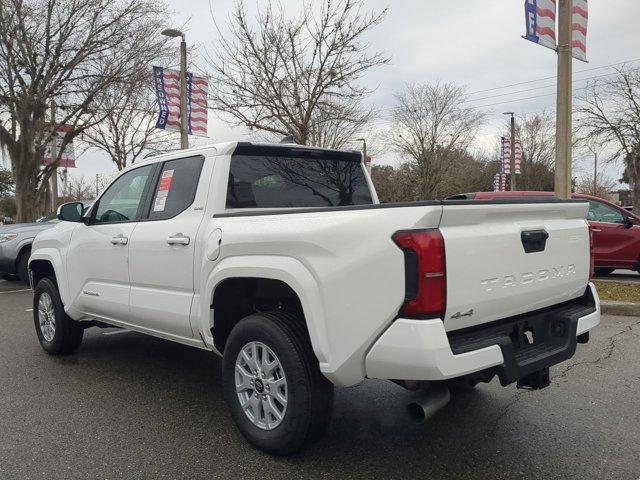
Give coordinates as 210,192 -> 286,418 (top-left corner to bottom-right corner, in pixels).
66,165 -> 154,322
127,155 -> 208,339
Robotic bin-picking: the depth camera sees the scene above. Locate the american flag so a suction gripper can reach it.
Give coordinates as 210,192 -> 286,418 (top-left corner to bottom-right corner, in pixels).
43,124 -> 76,169
493,173 -> 507,192
524,0 -> 557,50
524,0 -> 588,62
572,0 -> 588,62
501,137 -> 522,175
153,66 -> 208,137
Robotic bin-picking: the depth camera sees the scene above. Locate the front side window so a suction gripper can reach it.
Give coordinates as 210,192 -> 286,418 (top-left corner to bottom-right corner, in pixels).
93,165 -> 153,224
588,201 -> 625,224
148,156 -> 204,220
227,153 -> 373,209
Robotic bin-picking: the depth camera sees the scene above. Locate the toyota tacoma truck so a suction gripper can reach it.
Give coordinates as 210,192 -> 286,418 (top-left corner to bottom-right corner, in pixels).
29,142 -> 601,455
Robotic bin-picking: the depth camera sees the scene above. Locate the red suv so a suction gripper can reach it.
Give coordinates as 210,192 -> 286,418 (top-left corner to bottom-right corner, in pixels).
448,191 -> 640,275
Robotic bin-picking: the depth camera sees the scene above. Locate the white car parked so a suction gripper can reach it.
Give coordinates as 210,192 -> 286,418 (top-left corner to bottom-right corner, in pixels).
29,142 -> 600,454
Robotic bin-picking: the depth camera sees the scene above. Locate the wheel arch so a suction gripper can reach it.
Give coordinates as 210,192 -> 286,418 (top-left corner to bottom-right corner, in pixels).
202,255 -> 329,368
29,249 -> 68,303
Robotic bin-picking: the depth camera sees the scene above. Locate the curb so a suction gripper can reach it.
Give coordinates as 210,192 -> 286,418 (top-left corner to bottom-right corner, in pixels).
600,301 -> 640,317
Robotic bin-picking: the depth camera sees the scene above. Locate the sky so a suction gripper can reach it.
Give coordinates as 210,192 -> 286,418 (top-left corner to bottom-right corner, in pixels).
15,0 -> 640,188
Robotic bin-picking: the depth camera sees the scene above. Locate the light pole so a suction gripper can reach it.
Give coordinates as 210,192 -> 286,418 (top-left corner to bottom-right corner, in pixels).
554,0 -> 573,199
162,28 -> 189,149
356,138 -> 370,175
503,111 -> 516,191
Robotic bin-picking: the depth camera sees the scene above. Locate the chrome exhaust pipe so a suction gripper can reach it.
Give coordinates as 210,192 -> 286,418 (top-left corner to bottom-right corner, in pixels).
407,383 -> 450,424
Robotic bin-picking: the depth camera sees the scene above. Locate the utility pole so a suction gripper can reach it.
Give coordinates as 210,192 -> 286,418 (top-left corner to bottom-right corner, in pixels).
356,138 -> 370,175
179,34 -> 189,149
554,0 -> 573,199
162,28 -> 189,149
50,100 -> 58,209
593,151 -> 598,195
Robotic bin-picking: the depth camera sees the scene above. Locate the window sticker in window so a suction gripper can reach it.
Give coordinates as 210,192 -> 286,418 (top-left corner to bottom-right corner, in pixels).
153,169 -> 174,212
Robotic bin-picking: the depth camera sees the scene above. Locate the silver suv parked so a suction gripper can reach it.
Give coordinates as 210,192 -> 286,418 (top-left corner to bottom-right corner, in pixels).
0,212 -> 59,283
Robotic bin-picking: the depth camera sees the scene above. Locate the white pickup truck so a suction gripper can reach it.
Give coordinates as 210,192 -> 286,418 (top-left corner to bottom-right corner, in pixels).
29,142 -> 601,455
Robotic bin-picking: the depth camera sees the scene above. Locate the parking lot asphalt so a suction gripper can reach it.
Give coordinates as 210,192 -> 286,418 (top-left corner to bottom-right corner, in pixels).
1,278 -> 639,480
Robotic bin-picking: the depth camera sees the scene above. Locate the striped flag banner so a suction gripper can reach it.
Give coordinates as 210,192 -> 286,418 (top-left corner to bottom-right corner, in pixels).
572,0 -> 588,62
43,124 -> 76,168
524,0 -> 557,51
501,137 -> 523,175
493,173 -> 507,192
153,66 -> 209,137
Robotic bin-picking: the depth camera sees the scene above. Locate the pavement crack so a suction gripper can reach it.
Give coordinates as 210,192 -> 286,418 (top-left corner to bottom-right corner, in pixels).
554,319 -> 640,380
491,390 -> 526,436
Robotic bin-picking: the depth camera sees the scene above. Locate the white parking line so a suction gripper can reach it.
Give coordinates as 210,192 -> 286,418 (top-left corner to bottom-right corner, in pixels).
0,288 -> 31,294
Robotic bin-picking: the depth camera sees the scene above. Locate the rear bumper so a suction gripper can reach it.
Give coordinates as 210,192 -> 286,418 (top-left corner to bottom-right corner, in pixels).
365,283 -> 600,383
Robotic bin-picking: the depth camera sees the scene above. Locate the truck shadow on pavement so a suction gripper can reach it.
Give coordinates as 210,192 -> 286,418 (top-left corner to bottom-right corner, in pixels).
54,330 -> 559,479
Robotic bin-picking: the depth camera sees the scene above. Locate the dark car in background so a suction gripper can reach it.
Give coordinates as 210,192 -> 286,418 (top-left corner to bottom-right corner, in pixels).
448,191 -> 640,275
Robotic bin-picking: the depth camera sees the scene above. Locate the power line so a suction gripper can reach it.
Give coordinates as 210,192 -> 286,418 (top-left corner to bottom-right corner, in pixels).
463,72 -> 614,104
465,57 -> 640,96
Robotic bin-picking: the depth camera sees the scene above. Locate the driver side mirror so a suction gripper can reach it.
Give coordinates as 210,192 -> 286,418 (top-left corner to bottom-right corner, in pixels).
624,217 -> 635,229
57,202 -> 84,223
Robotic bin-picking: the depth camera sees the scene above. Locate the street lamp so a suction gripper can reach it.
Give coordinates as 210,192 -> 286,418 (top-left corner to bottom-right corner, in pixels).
162,28 -> 189,149
355,138 -> 370,175
502,111 -> 516,191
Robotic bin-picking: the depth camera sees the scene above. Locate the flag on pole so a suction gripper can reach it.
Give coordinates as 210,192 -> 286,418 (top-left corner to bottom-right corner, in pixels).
153,66 -> 209,137
524,0 -> 557,50
571,0 -> 588,62
493,173 -> 507,192
43,124 -> 76,168
501,137 -> 522,175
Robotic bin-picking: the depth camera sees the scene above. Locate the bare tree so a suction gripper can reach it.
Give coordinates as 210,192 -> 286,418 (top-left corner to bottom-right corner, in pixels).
0,0 -> 169,221
575,172 -> 617,200
65,175 -> 94,202
208,0 -> 388,147
81,78 -> 176,171
385,82 -> 485,199
577,67 -> 640,209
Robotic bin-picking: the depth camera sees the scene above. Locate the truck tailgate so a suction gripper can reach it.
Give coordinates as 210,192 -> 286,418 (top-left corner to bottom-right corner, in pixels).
439,201 -> 590,332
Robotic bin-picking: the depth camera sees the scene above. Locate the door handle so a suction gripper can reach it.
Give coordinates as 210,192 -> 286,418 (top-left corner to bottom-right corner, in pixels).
167,233 -> 190,245
591,228 -> 602,233
110,234 -> 128,245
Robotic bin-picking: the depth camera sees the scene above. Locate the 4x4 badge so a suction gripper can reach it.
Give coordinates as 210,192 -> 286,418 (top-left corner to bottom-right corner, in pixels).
451,309 -> 474,320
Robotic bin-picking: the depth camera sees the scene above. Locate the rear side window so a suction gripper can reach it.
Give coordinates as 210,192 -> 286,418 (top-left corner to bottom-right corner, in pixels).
149,156 -> 204,220
226,153 -> 373,208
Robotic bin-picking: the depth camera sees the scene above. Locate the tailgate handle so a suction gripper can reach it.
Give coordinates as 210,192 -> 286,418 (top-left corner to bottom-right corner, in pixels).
521,230 -> 549,253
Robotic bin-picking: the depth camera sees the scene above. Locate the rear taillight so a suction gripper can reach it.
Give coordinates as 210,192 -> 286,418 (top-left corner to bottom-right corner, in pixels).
588,224 -> 595,279
392,229 -> 446,318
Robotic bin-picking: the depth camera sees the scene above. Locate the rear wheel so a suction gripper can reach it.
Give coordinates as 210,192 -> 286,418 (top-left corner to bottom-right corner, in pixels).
33,277 -> 84,355
222,311 -> 333,455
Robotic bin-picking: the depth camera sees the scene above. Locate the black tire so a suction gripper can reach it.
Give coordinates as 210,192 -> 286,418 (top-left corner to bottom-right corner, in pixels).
33,277 -> 84,355
16,248 -> 30,284
594,267 -> 615,276
222,311 -> 334,455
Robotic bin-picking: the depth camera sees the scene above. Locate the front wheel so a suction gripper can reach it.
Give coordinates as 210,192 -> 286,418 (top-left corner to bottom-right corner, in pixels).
33,277 -> 84,355
222,311 -> 334,455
